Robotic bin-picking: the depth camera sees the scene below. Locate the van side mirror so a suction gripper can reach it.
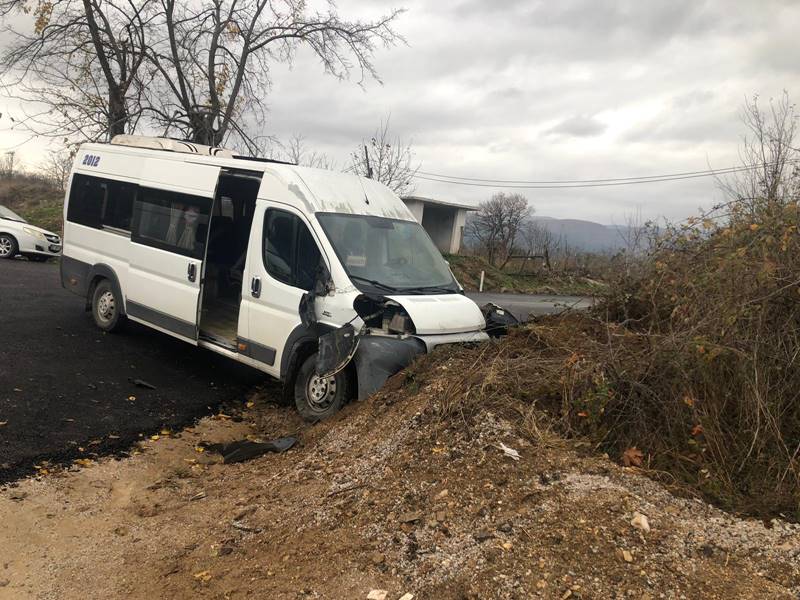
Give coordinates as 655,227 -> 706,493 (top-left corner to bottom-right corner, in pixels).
313,262 -> 334,296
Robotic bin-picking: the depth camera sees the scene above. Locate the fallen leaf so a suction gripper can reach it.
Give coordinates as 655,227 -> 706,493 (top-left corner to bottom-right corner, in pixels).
193,570 -> 212,582
622,447 -> 644,468
150,435 -> 160,441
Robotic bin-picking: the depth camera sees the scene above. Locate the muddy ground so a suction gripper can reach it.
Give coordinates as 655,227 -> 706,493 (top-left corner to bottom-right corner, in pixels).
1,365 -> 798,600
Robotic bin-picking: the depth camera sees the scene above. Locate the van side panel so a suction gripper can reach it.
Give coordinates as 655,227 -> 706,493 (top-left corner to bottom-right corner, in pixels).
61,221 -> 131,308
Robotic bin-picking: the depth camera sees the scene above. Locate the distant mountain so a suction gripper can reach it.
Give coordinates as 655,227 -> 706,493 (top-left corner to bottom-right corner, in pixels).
463,214 -> 633,253
530,216 -> 632,252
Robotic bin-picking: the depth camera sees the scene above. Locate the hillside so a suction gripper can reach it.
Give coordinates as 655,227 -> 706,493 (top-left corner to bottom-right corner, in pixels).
0,175 -> 64,232
1,317 -> 798,599
446,253 -> 606,295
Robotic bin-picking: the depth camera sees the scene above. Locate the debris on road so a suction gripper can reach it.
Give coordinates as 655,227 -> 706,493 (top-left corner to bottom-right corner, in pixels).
204,437 -> 297,464
128,378 -> 157,390
366,590 -> 388,600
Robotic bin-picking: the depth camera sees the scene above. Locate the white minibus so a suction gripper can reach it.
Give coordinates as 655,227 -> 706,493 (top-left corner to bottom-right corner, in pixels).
61,136 -> 488,420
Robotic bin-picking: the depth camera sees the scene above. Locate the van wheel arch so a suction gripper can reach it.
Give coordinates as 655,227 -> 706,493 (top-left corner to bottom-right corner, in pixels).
85,265 -> 125,315
281,334 -> 358,407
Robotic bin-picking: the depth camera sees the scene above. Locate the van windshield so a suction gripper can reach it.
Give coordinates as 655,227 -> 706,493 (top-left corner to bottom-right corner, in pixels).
0,205 -> 26,223
317,213 -> 459,295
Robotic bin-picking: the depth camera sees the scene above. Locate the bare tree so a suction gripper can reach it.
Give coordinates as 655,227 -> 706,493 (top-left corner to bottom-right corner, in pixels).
0,0 -> 152,141
0,150 -> 17,178
519,220 -> 553,271
349,118 -> 419,195
718,91 -> 799,206
1,0 -> 403,150
467,192 -> 532,268
41,149 -> 75,192
276,134 -> 335,169
146,0 -> 403,150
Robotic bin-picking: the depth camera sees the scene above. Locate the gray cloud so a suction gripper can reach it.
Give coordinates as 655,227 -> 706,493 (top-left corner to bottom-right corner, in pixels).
2,0 -> 800,223
547,115 -> 607,138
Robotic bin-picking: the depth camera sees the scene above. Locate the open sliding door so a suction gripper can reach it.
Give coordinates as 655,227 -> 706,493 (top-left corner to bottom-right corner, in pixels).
125,159 -> 220,342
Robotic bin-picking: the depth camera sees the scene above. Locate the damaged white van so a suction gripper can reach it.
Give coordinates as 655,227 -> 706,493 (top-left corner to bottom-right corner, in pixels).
61,136 -> 489,420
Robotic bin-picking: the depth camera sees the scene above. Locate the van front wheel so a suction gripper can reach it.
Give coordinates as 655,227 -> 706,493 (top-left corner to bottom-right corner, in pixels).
294,352 -> 350,421
91,279 -> 125,332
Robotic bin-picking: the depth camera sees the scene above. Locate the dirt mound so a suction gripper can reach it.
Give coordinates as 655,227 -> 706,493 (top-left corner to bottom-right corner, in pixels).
1,342 -> 798,599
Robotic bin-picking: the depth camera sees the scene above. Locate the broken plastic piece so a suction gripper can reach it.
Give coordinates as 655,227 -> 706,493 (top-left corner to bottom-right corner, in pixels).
128,378 -> 156,390
481,302 -> 520,337
205,437 -> 297,464
316,323 -> 359,378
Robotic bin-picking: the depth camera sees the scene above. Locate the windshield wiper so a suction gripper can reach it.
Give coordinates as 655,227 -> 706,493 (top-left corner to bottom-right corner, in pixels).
348,274 -> 400,293
400,285 -> 459,295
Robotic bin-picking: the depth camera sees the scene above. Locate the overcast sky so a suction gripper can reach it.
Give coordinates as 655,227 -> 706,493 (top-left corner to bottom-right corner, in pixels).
2,0 -> 799,223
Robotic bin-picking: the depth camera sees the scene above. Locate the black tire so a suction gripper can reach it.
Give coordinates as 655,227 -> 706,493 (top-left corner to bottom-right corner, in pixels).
0,234 -> 18,259
293,352 -> 351,421
91,279 -> 126,332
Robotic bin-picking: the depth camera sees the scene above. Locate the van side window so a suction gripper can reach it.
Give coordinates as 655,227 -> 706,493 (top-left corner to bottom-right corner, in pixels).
67,174 -> 135,232
131,188 -> 211,259
263,209 -> 321,291
66,174 -> 105,228
103,181 -> 136,231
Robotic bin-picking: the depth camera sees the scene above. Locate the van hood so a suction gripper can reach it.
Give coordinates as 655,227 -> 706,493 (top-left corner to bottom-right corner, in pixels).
386,293 -> 486,335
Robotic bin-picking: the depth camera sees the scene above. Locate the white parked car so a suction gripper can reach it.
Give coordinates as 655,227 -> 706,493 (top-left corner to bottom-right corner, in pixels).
0,204 -> 62,261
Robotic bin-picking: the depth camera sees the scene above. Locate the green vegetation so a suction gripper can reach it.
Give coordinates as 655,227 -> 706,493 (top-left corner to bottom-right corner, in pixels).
0,175 -> 64,233
445,253 -> 606,296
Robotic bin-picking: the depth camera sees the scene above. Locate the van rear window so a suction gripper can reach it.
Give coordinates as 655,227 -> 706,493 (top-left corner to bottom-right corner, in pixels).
66,174 -> 135,232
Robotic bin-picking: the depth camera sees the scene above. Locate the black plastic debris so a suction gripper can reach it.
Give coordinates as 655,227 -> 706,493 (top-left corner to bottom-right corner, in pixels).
316,323 -> 359,378
205,437 -> 297,464
128,378 -> 157,390
480,302 -> 520,337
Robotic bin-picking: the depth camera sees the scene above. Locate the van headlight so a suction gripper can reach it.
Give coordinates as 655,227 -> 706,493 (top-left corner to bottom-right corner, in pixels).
22,227 -> 46,240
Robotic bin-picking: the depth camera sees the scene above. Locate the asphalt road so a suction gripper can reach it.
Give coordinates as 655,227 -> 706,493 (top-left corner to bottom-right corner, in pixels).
466,291 -> 594,321
0,259 -> 264,483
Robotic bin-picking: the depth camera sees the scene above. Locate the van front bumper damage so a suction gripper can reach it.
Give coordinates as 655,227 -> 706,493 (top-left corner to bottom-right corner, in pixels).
352,330 -> 489,399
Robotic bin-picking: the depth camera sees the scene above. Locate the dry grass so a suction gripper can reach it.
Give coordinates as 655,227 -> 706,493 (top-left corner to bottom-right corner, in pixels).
398,199 -> 800,519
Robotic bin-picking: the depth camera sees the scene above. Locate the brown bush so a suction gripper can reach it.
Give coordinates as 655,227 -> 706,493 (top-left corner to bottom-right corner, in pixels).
594,197 -> 800,517
399,200 -> 800,519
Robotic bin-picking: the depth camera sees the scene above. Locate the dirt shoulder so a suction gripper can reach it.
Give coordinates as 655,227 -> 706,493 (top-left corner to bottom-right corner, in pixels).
1,371 -> 798,599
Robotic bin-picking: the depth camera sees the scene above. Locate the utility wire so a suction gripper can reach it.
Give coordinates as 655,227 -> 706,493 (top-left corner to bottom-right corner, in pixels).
414,160 -> 798,189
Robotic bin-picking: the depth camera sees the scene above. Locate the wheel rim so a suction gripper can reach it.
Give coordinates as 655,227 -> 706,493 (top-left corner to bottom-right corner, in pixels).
96,290 -> 116,323
306,373 -> 337,413
0,237 -> 12,257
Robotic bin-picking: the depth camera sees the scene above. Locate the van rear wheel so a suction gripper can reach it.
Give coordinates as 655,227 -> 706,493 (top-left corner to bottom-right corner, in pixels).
294,352 -> 350,421
91,279 -> 125,332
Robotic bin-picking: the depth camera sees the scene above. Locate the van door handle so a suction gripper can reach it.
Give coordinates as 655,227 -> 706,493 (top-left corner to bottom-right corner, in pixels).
187,262 -> 197,282
251,276 -> 261,298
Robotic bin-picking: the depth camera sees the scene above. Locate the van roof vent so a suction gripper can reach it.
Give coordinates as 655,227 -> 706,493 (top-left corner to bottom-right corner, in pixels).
109,135 -> 235,158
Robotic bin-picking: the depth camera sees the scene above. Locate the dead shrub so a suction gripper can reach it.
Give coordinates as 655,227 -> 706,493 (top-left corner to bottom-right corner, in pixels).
593,197 -> 800,518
